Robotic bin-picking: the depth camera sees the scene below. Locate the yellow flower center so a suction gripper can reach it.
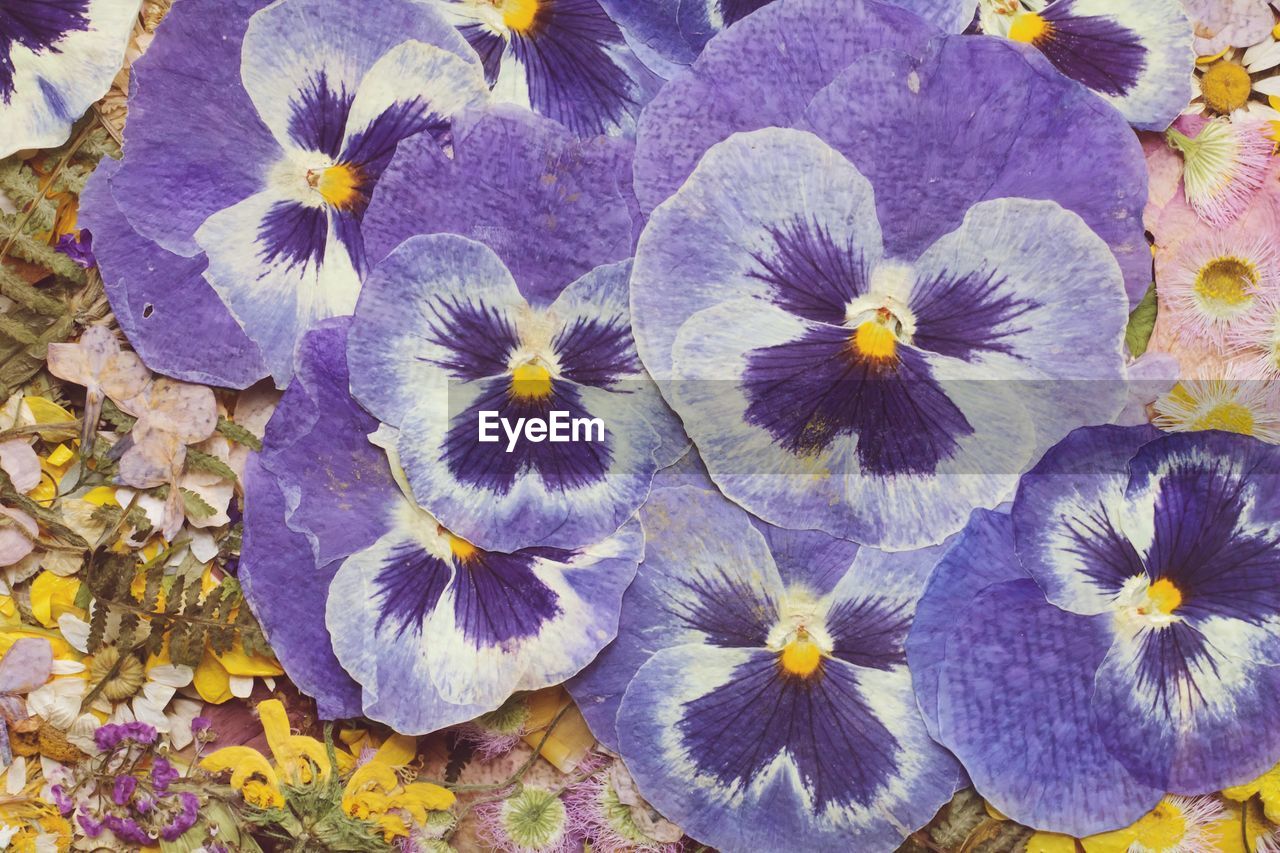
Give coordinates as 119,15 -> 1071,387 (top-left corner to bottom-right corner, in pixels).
1130,799 -> 1188,850
510,361 -> 554,400
443,529 -> 479,563
501,0 -> 539,32
1193,401 -> 1255,435
1201,61 -> 1252,114
1195,256 -> 1257,310
308,163 -> 365,210
243,778 -> 285,810
779,634 -> 822,679
853,321 -> 897,361
1144,578 -> 1183,616
1007,12 -> 1051,44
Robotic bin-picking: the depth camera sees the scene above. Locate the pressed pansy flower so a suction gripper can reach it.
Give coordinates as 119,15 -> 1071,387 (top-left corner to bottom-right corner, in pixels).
632,127 -> 1129,548
347,235 -> 681,552
1164,115 -> 1275,226
1154,375 -> 1280,442
434,0 -> 663,137
593,0 -> 973,67
975,0 -> 1194,130
0,0 -> 140,158
243,319 -> 642,733
568,484 -> 960,851
79,157 -> 268,388
909,425 -> 1280,835
109,0 -> 489,384
633,1 -> 1152,303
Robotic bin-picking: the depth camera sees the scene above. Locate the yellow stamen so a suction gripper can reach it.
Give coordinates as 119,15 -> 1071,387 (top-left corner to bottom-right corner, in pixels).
779,635 -> 822,678
510,361 -> 553,400
1193,401 -> 1255,436
1195,256 -> 1257,309
501,0 -> 539,32
1200,61 -> 1252,115
443,530 -> 478,563
309,163 -> 365,210
853,321 -> 897,361
1007,12 -> 1051,45
1146,578 -> 1183,615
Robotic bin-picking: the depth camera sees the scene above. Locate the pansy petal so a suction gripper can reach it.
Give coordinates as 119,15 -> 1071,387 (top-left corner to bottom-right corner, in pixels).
237,0 -> 474,152
362,107 -> 636,306
1094,616 -> 1280,794
801,37 -> 1151,305
632,126 -> 883,385
905,196 -> 1130,449
240,455 -> 363,719
1013,424 -> 1163,616
631,0 -> 935,211
0,638 -> 53,695
1119,431 -> 1280,666
936,578 -> 1163,836
195,191 -> 362,385
110,0 -> 277,256
347,233 -> 526,428
618,644 -> 958,852
78,159 -> 269,388
327,504 -> 641,732
337,39 -> 488,182
906,510 -> 1028,740
441,0 -> 664,137
260,319 -> 400,564
1001,0 -> 1194,131
568,484 -> 785,748
0,0 -> 141,158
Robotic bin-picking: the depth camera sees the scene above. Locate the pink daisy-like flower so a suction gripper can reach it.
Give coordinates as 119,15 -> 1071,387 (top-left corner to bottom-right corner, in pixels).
1165,114 -> 1274,225
1157,193 -> 1280,347
1229,290 -> 1280,376
456,696 -> 530,761
1153,373 -> 1280,442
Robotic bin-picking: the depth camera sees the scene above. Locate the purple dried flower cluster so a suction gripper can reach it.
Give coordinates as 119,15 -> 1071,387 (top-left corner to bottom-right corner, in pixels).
93,720 -> 157,751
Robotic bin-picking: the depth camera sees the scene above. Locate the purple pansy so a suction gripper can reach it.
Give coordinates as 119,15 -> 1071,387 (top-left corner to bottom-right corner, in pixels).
633,124 -> 1131,549
567,479 -> 960,852
632,0 -> 1151,304
908,426 -> 1280,836
243,319 -> 643,733
594,0 -> 973,67
435,0 -> 665,137
347,235 -> 683,553
0,0 -> 140,158
978,0 -> 1194,131
106,0 -> 489,384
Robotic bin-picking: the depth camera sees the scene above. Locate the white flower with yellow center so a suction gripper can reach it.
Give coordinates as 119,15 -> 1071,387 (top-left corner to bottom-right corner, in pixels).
1153,376 -> 1280,443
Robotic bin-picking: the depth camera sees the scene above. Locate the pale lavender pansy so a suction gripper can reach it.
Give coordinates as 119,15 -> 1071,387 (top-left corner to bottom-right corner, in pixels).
0,0 -> 140,158
632,0 -> 1152,304
107,0 -> 489,384
908,426 -> 1280,835
568,482 -> 960,852
434,0 -> 665,137
632,126 -> 1130,549
243,319 -> 643,732
347,235 -> 683,553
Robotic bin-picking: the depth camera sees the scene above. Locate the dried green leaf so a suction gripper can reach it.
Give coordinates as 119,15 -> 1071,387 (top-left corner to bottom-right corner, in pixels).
1125,282 -> 1158,358
186,448 -> 237,484
216,415 -> 263,452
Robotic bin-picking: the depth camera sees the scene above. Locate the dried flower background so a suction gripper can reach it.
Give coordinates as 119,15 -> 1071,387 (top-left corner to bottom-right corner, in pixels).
1,0 -> 1280,851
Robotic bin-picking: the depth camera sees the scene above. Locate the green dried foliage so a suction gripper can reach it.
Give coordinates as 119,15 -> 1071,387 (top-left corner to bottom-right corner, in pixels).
217,415 -> 263,452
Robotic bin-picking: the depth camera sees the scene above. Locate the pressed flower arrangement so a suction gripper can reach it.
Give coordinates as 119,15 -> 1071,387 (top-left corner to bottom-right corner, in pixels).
0,0 -> 1278,850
